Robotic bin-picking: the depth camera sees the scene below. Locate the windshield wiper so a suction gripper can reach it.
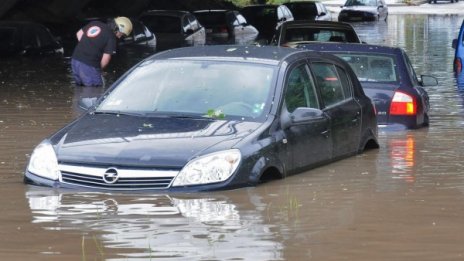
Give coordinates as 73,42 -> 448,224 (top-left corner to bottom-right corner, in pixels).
93,110 -> 146,117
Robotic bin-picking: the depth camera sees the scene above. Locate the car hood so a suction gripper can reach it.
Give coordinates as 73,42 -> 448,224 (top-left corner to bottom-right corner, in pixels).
54,114 -> 262,167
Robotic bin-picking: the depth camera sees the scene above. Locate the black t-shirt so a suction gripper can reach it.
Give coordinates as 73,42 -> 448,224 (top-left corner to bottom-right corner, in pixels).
72,21 -> 117,68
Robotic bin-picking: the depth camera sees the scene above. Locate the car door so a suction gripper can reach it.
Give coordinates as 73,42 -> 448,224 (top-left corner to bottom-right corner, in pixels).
231,12 -> 258,44
311,62 -> 362,158
282,62 -> 332,172
186,14 -> 205,46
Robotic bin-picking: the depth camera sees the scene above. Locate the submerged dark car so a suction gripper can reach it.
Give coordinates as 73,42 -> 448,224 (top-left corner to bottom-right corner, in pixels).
283,1 -> 332,21
271,20 -> 362,47
139,10 -> 205,51
298,43 -> 438,129
338,0 -> 388,22
0,21 -> 63,57
193,9 -> 258,45
119,18 -> 156,51
241,4 -> 294,43
24,45 -> 378,192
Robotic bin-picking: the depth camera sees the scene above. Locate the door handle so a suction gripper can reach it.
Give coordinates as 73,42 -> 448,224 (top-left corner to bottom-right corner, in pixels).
321,129 -> 330,138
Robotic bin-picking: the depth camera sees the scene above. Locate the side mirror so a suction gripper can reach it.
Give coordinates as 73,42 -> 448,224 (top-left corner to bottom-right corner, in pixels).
281,107 -> 324,129
452,38 -> 458,49
78,97 -> 98,110
420,75 -> 438,86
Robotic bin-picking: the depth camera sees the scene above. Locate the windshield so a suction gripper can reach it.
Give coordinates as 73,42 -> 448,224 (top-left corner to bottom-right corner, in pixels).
334,53 -> 398,82
97,60 -> 276,120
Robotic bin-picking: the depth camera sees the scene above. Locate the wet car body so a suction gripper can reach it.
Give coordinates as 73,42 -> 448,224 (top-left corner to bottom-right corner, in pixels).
338,0 -> 388,22
241,4 -> 294,43
193,10 -> 258,45
24,45 -> 378,192
452,18 -> 464,74
298,42 -> 437,129
271,20 -> 362,47
139,10 -> 205,51
283,1 -> 332,21
0,21 -> 63,57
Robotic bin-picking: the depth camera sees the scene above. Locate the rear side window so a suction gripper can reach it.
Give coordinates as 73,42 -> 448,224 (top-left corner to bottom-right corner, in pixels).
285,64 -> 319,113
183,16 -> 192,32
311,63 -> 348,107
187,14 -> 200,30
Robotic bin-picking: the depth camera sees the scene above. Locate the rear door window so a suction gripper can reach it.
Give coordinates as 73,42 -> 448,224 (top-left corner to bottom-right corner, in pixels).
311,63 -> 346,107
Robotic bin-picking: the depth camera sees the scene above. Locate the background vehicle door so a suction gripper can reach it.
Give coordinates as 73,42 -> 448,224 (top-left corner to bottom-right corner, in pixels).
282,62 -> 332,172
311,62 -> 362,158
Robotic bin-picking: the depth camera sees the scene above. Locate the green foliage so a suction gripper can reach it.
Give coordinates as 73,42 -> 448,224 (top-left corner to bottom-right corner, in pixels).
207,109 -> 225,119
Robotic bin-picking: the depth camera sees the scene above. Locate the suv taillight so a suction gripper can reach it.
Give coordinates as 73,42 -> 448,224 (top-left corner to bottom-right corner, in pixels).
455,57 -> 462,73
390,91 -> 416,116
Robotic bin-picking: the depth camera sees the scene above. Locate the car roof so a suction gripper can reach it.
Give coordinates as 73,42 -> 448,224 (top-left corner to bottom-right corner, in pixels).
297,42 -> 402,55
284,0 -> 323,3
193,10 -> 231,13
0,21 -> 47,28
242,4 -> 280,9
140,10 -> 191,17
146,45 -> 325,66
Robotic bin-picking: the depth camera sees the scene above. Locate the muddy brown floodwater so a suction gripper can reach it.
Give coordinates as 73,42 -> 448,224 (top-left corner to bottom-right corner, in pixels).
1,14 -> 464,261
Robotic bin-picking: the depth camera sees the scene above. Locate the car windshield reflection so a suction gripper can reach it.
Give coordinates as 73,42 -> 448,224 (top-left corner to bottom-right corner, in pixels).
97,60 -> 275,121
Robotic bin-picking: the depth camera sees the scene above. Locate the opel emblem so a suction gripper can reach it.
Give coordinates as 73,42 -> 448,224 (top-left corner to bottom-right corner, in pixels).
103,168 -> 119,184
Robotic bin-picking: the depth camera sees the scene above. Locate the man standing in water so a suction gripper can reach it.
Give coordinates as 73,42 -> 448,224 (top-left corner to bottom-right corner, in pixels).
71,17 -> 132,87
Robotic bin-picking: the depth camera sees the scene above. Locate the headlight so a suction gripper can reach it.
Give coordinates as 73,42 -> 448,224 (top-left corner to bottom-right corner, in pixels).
27,141 -> 60,180
172,149 -> 241,187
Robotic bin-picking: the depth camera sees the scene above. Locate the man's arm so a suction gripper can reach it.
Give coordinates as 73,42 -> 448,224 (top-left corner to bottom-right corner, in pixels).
101,53 -> 112,70
76,29 -> 84,41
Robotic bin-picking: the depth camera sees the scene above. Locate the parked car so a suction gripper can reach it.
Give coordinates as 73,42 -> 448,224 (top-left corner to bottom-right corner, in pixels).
429,0 -> 458,3
0,21 -> 63,57
119,18 -> 156,51
271,20 -> 362,47
241,4 -> 294,43
139,10 -> 205,51
283,1 -> 332,21
338,0 -> 388,22
298,42 -> 438,129
452,18 -> 464,74
24,45 -> 378,192
193,9 -> 258,45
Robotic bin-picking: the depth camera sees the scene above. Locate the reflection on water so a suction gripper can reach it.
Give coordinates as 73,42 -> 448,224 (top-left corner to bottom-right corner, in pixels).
26,188 -> 282,260
389,134 -> 415,181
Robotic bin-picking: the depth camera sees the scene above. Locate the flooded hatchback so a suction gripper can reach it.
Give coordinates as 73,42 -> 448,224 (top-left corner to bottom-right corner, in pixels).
24,45 -> 378,192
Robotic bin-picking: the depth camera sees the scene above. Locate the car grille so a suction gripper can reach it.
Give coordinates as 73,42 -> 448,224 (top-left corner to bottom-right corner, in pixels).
59,164 -> 179,190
